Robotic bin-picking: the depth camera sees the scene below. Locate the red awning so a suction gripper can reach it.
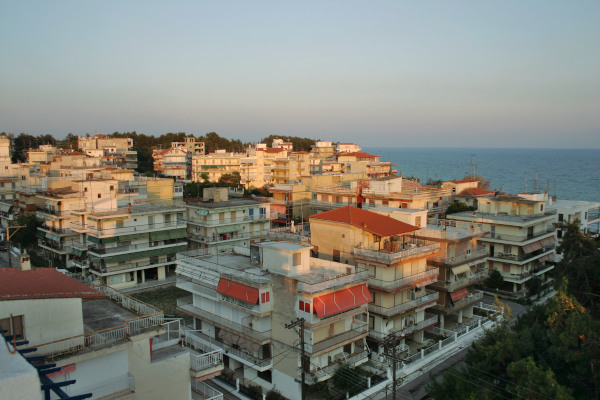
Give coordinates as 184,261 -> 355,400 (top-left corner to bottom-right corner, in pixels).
540,236 -> 555,248
217,278 -> 259,305
523,240 -> 543,254
313,284 -> 372,319
450,288 -> 470,302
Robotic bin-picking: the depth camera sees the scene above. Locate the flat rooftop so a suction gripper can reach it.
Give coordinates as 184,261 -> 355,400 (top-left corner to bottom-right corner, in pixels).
186,198 -> 264,208
83,299 -> 137,333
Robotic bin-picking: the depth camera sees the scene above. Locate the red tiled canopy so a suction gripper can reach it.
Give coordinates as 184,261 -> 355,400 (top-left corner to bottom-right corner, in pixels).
450,288 -> 470,302
313,284 -> 372,318
217,278 -> 259,305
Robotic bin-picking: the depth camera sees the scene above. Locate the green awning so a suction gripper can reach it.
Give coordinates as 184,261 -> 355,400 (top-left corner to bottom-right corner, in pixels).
46,233 -> 61,243
88,216 -> 129,222
216,224 -> 241,234
88,236 -> 100,243
36,230 -> 46,238
103,244 -> 187,263
103,253 -> 139,263
169,228 -> 187,240
195,209 -> 209,216
118,232 -> 149,241
101,237 -> 119,244
146,244 -> 187,257
150,230 -> 171,241
71,248 -> 84,257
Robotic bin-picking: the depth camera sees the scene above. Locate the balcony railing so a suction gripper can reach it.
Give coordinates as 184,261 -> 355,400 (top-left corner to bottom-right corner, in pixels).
177,255 -> 271,286
188,232 -> 252,244
192,380 -> 223,400
91,257 -> 176,274
308,322 -> 368,354
433,291 -> 484,313
310,200 -> 358,210
416,226 -> 483,241
88,240 -> 187,255
429,269 -> 488,292
188,214 -> 271,226
481,227 -> 556,243
305,351 -> 369,384
369,314 -> 438,341
177,297 -> 271,342
368,291 -> 439,317
24,286 -> 163,358
430,247 -> 488,266
182,327 -> 272,369
490,246 -> 555,263
37,206 -> 76,217
73,220 -> 187,237
297,268 -> 369,294
354,242 -> 440,264
368,267 -> 439,292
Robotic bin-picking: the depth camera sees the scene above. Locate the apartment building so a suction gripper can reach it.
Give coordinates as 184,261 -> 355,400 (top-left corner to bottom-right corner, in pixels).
335,142 -> 361,154
186,188 -> 271,255
272,138 -> 293,151
153,147 -> 191,179
176,241 -> 370,400
448,195 -> 557,293
310,141 -> 336,160
336,152 -> 396,178
73,202 -> 186,288
171,135 -> 206,154
415,221 -> 488,329
309,206 -> 440,354
0,133 -> 12,167
0,267 -> 192,400
191,150 -> 243,182
78,134 -> 134,152
271,151 -> 310,185
27,144 -> 59,164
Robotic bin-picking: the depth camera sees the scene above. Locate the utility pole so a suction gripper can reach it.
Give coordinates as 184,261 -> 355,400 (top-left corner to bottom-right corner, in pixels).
286,318 -> 307,400
6,225 -> 26,269
383,333 -> 403,399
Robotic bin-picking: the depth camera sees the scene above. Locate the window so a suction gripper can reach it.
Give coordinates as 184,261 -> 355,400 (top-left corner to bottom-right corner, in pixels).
0,315 -> 24,340
97,194 -> 101,198
415,216 -> 422,226
84,187 -> 88,192
261,292 -> 270,303
558,214 -> 563,222
299,300 -> 310,313
333,250 -> 340,262
293,252 -> 301,266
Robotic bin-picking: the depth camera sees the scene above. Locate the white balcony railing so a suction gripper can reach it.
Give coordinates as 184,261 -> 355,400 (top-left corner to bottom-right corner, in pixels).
354,243 -> 440,264
431,247 -> 488,266
429,269 -> 488,292
297,269 -> 369,294
192,380 -> 223,400
368,267 -> 439,291
368,291 -> 439,317
369,314 -> 438,341
433,291 -> 484,313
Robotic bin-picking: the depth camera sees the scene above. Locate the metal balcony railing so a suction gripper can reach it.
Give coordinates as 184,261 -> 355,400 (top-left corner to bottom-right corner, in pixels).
429,269 -> 488,292
88,240 -> 186,255
305,351 -> 369,384
369,314 -> 438,341
354,243 -> 440,264
491,246 -> 555,263
187,214 -> 271,226
430,247 -> 488,266
368,267 -> 439,291
481,227 -> 556,243
308,322 -> 368,354
73,220 -> 186,237
297,268 -> 369,294
368,291 -> 439,317
433,291 -> 484,313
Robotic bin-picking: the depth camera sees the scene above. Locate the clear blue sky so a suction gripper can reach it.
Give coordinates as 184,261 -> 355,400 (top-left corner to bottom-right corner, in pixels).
1,1 -> 599,148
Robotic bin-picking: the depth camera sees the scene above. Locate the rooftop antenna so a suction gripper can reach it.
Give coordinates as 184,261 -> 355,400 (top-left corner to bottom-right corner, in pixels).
467,154 -> 477,177
524,172 -> 528,193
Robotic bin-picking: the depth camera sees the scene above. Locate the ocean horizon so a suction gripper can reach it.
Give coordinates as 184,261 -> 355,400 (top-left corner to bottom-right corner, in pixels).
364,147 -> 600,203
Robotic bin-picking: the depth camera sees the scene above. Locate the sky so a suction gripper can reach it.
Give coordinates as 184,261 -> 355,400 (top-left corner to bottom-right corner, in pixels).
1,1 -> 599,148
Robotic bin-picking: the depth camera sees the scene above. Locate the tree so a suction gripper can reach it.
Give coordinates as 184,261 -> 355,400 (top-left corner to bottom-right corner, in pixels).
506,357 -> 573,399
9,214 -> 40,249
525,276 -> 543,297
218,171 -> 241,187
331,363 -> 368,397
446,201 -> 474,215
485,270 -> 504,290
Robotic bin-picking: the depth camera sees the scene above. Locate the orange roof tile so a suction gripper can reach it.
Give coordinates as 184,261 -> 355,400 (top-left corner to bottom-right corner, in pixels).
265,148 -> 285,153
447,179 -> 479,184
337,152 -> 377,158
309,206 -> 418,237
0,268 -> 106,301
457,187 -> 495,197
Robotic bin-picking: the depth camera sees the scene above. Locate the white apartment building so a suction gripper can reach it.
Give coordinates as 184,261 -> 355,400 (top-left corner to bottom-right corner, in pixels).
191,150 -> 243,182
186,188 -> 271,255
176,241 -> 371,400
335,142 -> 361,154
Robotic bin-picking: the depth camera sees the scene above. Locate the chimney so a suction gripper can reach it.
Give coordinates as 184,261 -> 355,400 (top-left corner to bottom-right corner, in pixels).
20,251 -> 31,271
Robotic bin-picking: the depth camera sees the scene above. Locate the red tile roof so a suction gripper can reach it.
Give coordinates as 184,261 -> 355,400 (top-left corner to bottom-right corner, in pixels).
0,268 -> 106,301
337,152 -> 377,158
265,148 -> 285,153
457,188 -> 495,197
309,206 -> 418,237
447,179 -> 479,184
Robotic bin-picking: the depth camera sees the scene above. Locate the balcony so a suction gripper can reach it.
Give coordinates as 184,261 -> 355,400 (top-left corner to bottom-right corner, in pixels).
90,255 -> 177,275
490,246 -> 555,264
369,314 -> 438,341
354,242 -> 440,264
188,213 -> 272,227
177,297 -> 271,343
432,291 -> 484,314
429,247 -> 488,267
480,226 -> 556,243
368,267 -> 439,292
368,290 -> 439,317
310,200 -> 358,210
74,220 -> 187,238
176,255 -> 271,287
37,206 -> 76,217
188,232 -> 252,244
88,240 -> 187,256
307,321 -> 368,354
296,267 -> 369,294
428,269 -> 488,292
305,350 -> 369,384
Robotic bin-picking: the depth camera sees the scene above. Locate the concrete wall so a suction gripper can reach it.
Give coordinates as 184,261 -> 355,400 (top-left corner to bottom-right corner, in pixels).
0,298 -> 83,348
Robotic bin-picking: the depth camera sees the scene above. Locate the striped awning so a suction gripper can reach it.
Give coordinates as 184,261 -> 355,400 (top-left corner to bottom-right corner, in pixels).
523,241 -> 543,254
313,284 -> 372,319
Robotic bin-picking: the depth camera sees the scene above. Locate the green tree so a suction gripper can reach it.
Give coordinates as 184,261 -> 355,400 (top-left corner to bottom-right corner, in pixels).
506,357 -> 573,399
332,363 -> 368,397
9,214 -> 40,249
446,201 -> 474,215
485,270 -> 504,290
525,276 -> 543,297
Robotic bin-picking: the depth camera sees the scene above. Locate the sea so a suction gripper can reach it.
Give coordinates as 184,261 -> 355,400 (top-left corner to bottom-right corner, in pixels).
363,147 -> 600,203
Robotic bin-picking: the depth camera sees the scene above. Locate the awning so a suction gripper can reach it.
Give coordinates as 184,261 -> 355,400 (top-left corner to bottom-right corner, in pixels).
539,253 -> 555,263
313,283 -> 372,319
71,248 -> 84,257
540,237 -> 555,248
0,203 -> 11,213
101,237 -> 119,244
450,288 -> 470,302
118,232 -> 149,241
217,278 -> 259,305
169,228 -> 187,240
36,230 -> 46,239
216,225 -> 241,234
451,264 -> 470,276
46,233 -> 61,243
150,230 -> 171,241
523,241 -> 543,254
88,236 -> 100,243
195,209 -> 209,216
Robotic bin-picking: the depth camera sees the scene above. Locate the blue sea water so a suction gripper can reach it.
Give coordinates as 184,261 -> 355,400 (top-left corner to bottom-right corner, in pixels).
364,147 -> 600,203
